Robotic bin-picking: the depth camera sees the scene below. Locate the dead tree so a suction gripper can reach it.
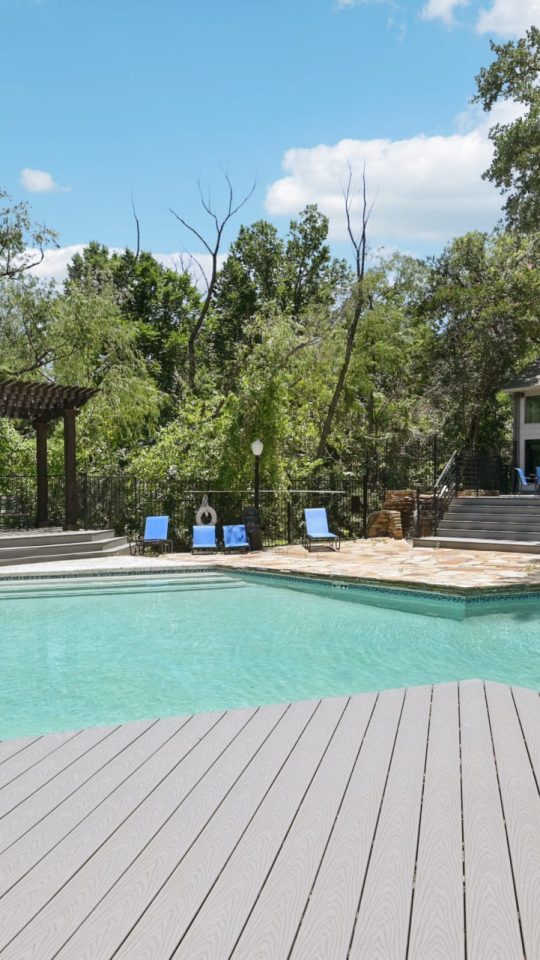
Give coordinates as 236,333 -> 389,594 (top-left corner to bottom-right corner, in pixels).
170,175 -> 254,389
316,166 -> 374,459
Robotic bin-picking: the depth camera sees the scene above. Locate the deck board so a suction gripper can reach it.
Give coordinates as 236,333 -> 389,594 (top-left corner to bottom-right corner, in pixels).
460,679 -> 524,959
0,681 -> 538,959
289,687 -> 404,960
0,735 -> 41,766
407,682 -> 465,960
50,702 -> 290,960
183,694 -> 373,960
0,718 -> 158,854
485,681 -> 540,958
348,684 -> 432,960
0,710 -> 230,954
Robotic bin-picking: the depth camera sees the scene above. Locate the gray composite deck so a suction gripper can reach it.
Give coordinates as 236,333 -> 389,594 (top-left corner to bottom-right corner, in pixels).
0,679 -> 539,958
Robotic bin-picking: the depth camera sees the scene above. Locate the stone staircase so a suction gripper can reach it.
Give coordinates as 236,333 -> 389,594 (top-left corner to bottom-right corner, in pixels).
413,496 -> 540,553
0,528 -> 130,567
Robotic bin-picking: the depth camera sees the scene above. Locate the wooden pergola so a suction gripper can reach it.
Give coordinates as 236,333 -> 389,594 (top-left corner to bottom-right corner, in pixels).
0,380 -> 97,530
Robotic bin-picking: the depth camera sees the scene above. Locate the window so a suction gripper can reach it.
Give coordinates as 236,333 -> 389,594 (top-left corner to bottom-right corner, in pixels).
525,396 -> 540,423
525,439 -> 540,475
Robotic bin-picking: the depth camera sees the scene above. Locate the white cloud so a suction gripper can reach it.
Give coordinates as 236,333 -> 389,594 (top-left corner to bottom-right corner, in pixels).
476,0 -> 540,36
421,0 -> 469,25
26,246 -> 227,290
340,0 -> 539,34
26,245 -> 86,283
20,168 -> 70,194
265,103 -> 523,248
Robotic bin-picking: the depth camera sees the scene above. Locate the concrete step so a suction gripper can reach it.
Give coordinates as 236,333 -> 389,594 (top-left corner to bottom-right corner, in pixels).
435,526 -> 540,541
413,536 -> 540,553
0,538 -> 130,567
0,529 -> 116,547
445,512 -> 540,524
448,498 -> 540,509
438,519 -> 540,533
0,534 -> 128,562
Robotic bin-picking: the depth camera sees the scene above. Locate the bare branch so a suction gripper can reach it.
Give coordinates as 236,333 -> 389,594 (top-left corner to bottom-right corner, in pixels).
0,246 -> 46,280
317,164 -> 376,458
131,194 -> 141,262
169,209 -> 214,256
170,173 -> 256,387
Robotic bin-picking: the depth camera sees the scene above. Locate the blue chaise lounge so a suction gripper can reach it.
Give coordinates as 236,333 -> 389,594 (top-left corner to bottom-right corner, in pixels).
304,507 -> 340,552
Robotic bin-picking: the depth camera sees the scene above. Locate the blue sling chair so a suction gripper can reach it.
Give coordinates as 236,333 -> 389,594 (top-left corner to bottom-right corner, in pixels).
134,515 -> 173,554
192,525 -> 217,553
223,524 -> 249,552
304,507 -> 340,552
515,467 -> 537,495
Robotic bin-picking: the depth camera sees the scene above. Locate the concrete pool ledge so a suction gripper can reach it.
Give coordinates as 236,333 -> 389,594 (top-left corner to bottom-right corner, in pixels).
1,539 -> 540,598
1,680 -> 539,959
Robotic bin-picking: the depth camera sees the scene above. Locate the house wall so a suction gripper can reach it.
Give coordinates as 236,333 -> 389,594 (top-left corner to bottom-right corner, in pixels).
516,390 -> 540,469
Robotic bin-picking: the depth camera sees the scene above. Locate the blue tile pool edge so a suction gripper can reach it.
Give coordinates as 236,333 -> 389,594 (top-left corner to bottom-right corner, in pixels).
0,564 -> 539,609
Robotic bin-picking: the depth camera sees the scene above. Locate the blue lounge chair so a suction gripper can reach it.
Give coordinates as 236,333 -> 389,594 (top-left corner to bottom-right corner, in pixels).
304,507 -> 340,551
515,467 -> 537,495
192,524 -> 217,553
223,524 -> 249,552
134,515 -> 172,554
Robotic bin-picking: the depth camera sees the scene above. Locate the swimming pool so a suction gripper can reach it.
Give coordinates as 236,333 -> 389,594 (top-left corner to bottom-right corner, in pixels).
1,571 -> 540,739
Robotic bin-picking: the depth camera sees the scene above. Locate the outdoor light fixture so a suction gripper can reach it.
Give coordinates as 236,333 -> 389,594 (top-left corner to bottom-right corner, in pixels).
251,439 -> 264,509
251,439 -> 264,457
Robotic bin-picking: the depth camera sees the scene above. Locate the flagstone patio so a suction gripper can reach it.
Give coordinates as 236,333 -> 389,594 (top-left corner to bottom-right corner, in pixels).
1,539 -> 540,592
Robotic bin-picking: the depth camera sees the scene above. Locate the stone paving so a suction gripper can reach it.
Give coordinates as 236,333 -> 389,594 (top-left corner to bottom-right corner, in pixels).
1,539 -> 540,593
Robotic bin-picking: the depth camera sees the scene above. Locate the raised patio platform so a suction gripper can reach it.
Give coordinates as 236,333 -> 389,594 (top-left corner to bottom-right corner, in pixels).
1,679 -> 539,958
0,528 -> 130,566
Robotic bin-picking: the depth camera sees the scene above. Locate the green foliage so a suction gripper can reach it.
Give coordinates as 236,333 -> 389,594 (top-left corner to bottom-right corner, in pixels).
474,27 -> 540,231
0,190 -> 58,281
417,231 -> 540,449
66,243 -> 202,397
2,175 -> 540,487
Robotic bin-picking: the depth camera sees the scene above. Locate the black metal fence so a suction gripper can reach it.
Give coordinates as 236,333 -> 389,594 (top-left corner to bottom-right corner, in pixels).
3,436 -> 511,547
456,451 -> 513,495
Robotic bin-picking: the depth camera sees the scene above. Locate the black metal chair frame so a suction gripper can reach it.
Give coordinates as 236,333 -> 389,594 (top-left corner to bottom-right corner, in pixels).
303,533 -> 341,552
131,537 -> 173,556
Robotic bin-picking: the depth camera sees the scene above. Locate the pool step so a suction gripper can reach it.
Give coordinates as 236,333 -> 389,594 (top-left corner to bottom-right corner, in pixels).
0,572 -> 245,598
0,529 -> 130,566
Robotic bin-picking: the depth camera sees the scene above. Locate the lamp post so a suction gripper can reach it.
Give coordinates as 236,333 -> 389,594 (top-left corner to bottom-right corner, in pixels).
251,439 -> 264,510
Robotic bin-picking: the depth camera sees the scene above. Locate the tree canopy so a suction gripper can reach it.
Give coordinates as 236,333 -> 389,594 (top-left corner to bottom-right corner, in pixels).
1,31 -> 540,482
475,26 -> 540,232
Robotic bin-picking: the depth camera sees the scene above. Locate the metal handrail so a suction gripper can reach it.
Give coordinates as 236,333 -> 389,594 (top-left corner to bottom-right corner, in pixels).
434,450 -> 458,491
432,450 -> 459,534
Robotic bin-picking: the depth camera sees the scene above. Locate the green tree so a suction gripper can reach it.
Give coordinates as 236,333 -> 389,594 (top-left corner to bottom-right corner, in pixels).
0,189 -> 58,281
283,205 -> 349,321
419,231 -> 540,449
474,27 -> 540,231
66,244 -> 201,398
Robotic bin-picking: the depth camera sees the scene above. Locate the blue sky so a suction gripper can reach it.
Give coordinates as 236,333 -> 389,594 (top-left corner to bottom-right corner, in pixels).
2,0 -> 538,276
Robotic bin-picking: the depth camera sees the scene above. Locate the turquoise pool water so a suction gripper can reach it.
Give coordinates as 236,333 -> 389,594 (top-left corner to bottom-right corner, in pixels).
1,572 -> 540,740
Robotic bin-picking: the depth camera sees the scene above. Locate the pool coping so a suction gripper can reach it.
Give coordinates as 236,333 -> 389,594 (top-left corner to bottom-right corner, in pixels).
1,561 -> 540,605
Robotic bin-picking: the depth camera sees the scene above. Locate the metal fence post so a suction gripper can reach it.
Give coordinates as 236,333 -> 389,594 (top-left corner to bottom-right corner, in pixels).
362,472 -> 368,539
287,500 -> 292,544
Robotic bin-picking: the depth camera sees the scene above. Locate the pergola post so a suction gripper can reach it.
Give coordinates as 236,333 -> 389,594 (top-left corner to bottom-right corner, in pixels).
35,420 -> 49,527
63,407 -> 78,530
